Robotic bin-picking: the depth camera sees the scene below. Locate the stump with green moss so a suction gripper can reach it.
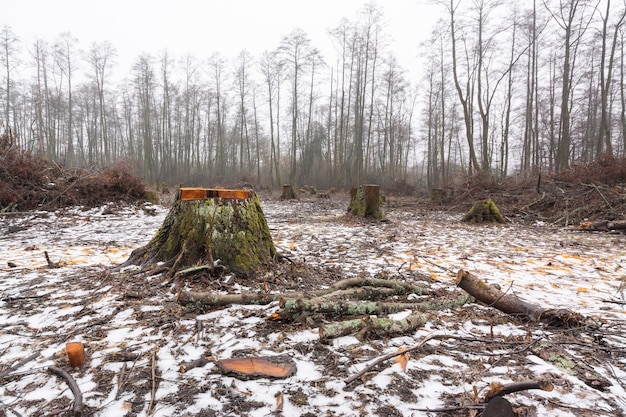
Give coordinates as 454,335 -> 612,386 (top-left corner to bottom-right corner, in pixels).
348,184 -> 384,219
121,188 -> 276,277
280,184 -> 297,200
462,199 -> 504,223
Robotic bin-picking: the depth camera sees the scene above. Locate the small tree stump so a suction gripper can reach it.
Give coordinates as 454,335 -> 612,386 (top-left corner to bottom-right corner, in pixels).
462,199 -> 504,223
121,188 -> 276,276
348,184 -> 384,219
280,184 -> 297,200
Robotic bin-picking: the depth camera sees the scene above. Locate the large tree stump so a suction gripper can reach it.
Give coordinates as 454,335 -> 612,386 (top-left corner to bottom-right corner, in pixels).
121,188 -> 276,276
280,184 -> 297,200
348,184 -> 384,219
462,199 -> 504,223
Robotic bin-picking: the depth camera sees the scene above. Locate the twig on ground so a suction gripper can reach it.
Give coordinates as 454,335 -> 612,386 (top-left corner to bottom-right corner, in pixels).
147,347 -> 158,416
48,366 -> 83,415
344,332 -> 439,385
44,251 -> 60,268
0,352 -> 39,380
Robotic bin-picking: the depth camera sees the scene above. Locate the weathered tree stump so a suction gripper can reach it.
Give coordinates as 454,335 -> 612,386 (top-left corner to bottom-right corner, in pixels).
280,184 -> 297,200
348,184 -> 384,219
121,188 -> 276,276
462,199 -> 504,223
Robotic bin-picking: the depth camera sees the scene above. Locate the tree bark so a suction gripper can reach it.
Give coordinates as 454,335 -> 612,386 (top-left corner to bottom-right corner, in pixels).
176,277 -> 432,310
319,313 -> 428,340
348,184 -> 384,219
121,188 -> 276,277
456,269 -> 588,327
280,184 -> 296,200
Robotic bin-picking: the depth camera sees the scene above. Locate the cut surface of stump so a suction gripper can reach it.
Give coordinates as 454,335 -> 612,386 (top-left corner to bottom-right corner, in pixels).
121,188 -> 276,276
462,199 -> 504,223
348,184 -> 384,219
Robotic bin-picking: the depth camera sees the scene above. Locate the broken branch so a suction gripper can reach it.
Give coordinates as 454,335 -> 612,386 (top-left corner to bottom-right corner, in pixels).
456,269 -> 588,327
344,332 -> 439,385
0,352 -> 39,380
320,313 -> 429,340
48,366 -> 83,415
483,380 -> 554,402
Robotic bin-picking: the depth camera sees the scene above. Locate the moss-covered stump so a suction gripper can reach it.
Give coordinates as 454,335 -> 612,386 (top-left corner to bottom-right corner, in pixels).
348,184 -> 384,219
280,184 -> 297,200
121,188 -> 276,276
462,199 -> 504,223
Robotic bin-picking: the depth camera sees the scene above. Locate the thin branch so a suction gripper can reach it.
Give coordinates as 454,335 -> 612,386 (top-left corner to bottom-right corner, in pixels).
344,332 -> 439,385
0,352 -> 39,379
48,366 -> 83,415
147,348 -> 158,416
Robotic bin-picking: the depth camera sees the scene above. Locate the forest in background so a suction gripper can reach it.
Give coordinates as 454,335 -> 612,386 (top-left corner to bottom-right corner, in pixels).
1,0 -> 625,191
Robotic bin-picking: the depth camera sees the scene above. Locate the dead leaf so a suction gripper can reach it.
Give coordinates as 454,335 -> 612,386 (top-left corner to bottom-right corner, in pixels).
275,392 -> 284,412
395,347 -> 409,372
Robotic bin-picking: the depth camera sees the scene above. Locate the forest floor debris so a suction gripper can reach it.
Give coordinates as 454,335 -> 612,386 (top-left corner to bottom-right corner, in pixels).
1,190 -> 626,416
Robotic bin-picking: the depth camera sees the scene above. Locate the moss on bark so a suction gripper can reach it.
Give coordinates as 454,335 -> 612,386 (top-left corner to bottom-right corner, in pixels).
123,192 -> 276,276
348,184 -> 384,219
462,199 -> 504,223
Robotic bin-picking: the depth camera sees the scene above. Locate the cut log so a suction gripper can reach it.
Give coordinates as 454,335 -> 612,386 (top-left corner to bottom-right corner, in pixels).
572,219 -> 626,233
280,184 -> 297,200
120,188 -> 276,277
462,199 -> 504,223
348,184 -> 384,219
277,295 -> 471,321
176,277 -> 432,310
319,313 -> 429,340
176,290 -> 279,309
215,355 -> 297,379
456,269 -> 588,327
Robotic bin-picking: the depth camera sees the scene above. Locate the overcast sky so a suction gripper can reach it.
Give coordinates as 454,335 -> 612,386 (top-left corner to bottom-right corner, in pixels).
4,0 -> 439,81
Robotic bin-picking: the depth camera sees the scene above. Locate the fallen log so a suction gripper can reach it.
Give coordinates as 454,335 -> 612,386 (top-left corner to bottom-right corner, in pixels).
456,269 -> 589,327
176,277 -> 432,310
48,366 -> 83,415
319,313 -> 429,340
176,290 -> 279,309
277,296 -> 470,321
572,219 -> 626,233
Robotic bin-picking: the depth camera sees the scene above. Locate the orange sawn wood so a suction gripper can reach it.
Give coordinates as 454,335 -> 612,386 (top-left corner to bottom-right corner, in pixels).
215,355 -> 296,379
178,187 -> 250,201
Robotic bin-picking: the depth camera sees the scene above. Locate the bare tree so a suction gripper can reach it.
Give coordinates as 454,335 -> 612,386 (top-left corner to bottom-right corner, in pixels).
259,50 -> 282,187
279,28 -> 316,185
0,25 -> 19,139
544,0 -> 596,171
597,0 -> 626,157
437,0 -> 481,174
54,32 -> 79,165
86,41 -> 116,165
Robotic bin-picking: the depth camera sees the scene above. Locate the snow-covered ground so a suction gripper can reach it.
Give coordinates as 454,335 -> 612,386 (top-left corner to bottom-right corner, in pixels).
1,195 -> 625,416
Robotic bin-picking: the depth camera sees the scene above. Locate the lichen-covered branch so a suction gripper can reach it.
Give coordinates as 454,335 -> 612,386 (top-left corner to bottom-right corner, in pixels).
319,313 -> 429,340
277,296 -> 470,321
